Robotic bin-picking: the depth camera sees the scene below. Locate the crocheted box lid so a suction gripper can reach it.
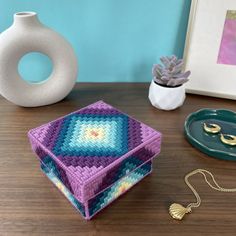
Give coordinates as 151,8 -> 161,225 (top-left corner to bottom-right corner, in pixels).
28,101 -> 161,203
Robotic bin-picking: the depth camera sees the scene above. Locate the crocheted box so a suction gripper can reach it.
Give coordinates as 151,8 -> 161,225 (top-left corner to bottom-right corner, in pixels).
28,101 -> 162,220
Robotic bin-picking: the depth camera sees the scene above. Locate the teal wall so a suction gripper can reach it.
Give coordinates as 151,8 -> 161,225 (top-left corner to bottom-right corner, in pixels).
0,0 -> 191,82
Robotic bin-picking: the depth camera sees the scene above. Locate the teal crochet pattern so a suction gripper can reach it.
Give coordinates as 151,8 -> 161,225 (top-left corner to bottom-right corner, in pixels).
53,113 -> 129,157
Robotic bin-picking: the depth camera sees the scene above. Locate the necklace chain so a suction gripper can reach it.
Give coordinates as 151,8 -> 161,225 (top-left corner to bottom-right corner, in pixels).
185,169 -> 236,210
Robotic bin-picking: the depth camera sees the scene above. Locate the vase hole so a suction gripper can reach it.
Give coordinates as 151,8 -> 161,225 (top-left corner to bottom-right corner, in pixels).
18,52 -> 53,84
15,12 -> 36,16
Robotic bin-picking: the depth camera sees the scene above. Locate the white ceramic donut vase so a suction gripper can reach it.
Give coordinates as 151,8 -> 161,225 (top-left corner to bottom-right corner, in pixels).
0,12 -> 78,107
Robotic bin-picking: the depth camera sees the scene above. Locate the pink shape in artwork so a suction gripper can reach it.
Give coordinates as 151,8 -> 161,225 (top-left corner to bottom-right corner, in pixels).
217,10 -> 236,66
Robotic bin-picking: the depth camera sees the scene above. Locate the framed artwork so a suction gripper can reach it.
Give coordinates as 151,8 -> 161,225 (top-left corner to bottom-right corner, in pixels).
184,0 -> 236,99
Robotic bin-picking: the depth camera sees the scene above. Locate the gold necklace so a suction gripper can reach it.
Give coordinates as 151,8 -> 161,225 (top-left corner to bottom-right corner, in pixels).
169,169 -> 236,220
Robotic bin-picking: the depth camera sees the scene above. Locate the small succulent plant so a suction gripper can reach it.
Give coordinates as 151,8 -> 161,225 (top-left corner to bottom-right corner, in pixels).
152,55 -> 191,87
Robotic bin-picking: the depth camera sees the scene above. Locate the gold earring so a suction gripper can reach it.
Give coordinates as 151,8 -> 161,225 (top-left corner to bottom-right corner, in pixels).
220,134 -> 236,146
203,123 -> 221,134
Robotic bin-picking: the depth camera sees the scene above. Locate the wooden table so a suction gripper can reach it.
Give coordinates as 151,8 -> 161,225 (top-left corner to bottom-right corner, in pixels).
1,83 -> 236,236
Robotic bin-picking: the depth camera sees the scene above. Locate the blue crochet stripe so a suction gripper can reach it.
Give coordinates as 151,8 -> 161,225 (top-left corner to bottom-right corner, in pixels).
43,155 -> 61,180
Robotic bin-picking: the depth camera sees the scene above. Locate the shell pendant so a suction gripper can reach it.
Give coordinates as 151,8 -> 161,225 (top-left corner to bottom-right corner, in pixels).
169,203 -> 191,220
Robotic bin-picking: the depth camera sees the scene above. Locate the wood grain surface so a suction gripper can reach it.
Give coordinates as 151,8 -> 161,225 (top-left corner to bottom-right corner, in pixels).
0,83 -> 236,236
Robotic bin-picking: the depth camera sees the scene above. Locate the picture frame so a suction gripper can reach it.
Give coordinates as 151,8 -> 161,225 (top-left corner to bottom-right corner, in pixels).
184,0 -> 236,99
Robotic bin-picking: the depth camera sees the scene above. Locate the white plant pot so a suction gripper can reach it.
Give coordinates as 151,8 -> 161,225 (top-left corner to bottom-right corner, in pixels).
148,80 -> 186,110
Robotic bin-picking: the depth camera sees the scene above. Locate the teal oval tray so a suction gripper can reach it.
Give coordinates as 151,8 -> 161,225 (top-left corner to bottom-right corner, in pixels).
184,109 -> 236,161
